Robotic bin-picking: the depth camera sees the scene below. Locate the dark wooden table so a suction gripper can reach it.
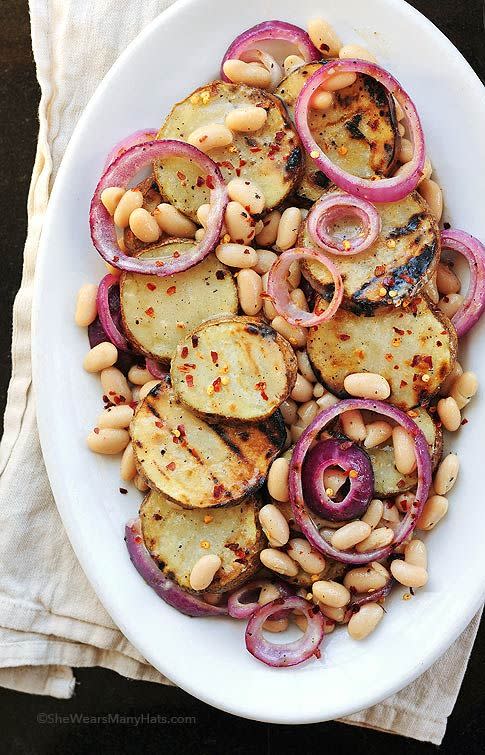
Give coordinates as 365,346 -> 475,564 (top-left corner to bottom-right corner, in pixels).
0,1 -> 484,752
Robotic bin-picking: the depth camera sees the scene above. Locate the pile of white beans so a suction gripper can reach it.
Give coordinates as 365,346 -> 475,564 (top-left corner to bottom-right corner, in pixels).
76,15 -> 472,640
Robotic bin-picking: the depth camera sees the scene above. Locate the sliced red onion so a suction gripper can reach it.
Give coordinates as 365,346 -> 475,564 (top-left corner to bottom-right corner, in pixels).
295,60 -> 425,203
88,284 -> 134,374
266,247 -> 343,327
289,399 -> 432,565
245,596 -> 324,667
125,520 -> 227,618
227,579 -> 293,619
221,21 -> 319,83
302,438 -> 374,521
104,129 -> 158,170
349,577 -> 393,611
440,229 -> 485,337
97,274 -> 130,351
145,358 -> 168,380
307,192 -> 381,255
90,140 -> 228,276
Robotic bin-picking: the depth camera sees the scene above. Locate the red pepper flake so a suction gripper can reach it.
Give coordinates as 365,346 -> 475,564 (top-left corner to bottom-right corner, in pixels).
173,251 -> 180,258
166,461 -> 176,471
177,171 -> 186,181
210,350 -> 218,364
374,265 -> 386,276
196,176 -> 205,187
129,401 -> 138,410
146,282 -> 156,291
393,327 -> 405,335
213,484 -> 225,499
220,160 -> 235,171
205,175 -> 215,190
249,147 -> 262,153
191,335 -> 199,348
255,380 -> 268,400
93,427 -> 100,434
155,261 -> 164,268
188,447 -> 201,461
338,333 -> 351,341
275,130 -> 285,143
181,346 -> 189,358
461,417 -> 469,426
436,340 -> 442,347
401,273 -> 414,284
155,421 -> 164,429
119,488 -> 127,494
385,353 -> 393,362
239,159 -> 247,167
185,374 -> 194,388
213,377 -> 222,392
400,380 -> 408,388
177,424 -> 186,437
166,286 -> 177,296
235,168 -> 241,177
177,363 -> 196,373
145,306 -> 155,317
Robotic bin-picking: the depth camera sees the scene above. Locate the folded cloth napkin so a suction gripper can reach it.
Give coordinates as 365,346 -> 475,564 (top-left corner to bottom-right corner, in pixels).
0,0 -> 481,744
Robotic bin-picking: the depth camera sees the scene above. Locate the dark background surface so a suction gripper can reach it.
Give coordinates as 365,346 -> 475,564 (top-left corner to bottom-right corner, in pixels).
0,1 -> 484,753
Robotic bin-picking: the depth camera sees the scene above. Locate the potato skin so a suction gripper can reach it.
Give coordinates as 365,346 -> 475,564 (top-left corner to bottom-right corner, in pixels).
171,315 -> 297,424
307,295 -> 457,410
140,490 -> 266,593
155,81 -> 303,220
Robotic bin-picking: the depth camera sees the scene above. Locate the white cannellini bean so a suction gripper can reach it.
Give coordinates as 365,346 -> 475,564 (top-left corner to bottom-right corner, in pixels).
225,201 -> 256,245
215,243 -> 257,268
296,350 -> 316,382
392,426 -> 416,475
398,138 -> 413,164
287,538 -> 326,574
227,177 -> 266,215
258,504 -> 290,547
348,603 -> 384,640
418,156 -> 433,184
343,372 -> 391,400
286,261 -> 301,289
323,469 -> 348,498
260,548 -> 298,577
187,123 -> 233,153
101,367 -> 133,405
101,186 -> 125,216
319,604 -> 346,623
133,474 -> 150,492
417,494 -> 449,530
313,383 -> 325,398
437,397 -> 461,431
272,317 -> 307,349
434,453 -> 459,495
316,392 -> 340,410
263,618 -> 289,633
128,365 -> 153,385
87,428 -> 130,455
290,288 -> 310,313
390,560 -> 428,588
312,580 -> 350,608
363,421 -> 393,449
194,228 -> 205,242
381,502 -> 400,523
395,492 -> 415,513
113,189 -> 143,229
258,582 -> 282,606
309,90 -> 334,111
418,179 -> 443,221
450,371 -> 478,409
438,293 -> 464,319
340,409 -> 367,442
283,54 -> 305,75
276,207 -> 301,251
129,208 -> 160,243
323,71 -> 357,91
290,373 -> 314,403
120,443 -> 137,482
343,563 -> 389,592
439,361 -> 463,397
307,18 -> 341,57
138,380 -> 161,401
290,422 -> 305,443
189,555 -> 222,591
237,269 -> 263,315
339,44 -> 377,63
83,342 -> 118,373
424,274 -> 439,304
361,499 -> 384,530
75,284 -> 98,327
267,458 -> 290,502
405,539 -> 427,569
394,98 -> 405,121
254,249 -> 277,274
255,210 -> 281,246
98,405 -> 134,429
436,262 -> 461,295
279,398 -> 298,426
153,204 -> 197,238
355,527 -> 394,553
225,106 -> 268,133
331,521 -> 372,551
297,400 -> 319,427
222,59 -> 272,88
398,122 -> 406,137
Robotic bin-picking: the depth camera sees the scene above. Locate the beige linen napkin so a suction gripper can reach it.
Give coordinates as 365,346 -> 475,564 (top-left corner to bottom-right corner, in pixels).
0,0 -> 481,743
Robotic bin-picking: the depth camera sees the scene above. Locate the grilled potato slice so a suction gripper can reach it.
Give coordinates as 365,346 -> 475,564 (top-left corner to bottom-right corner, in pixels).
366,407 -> 442,496
155,81 -> 302,220
274,62 -> 399,203
120,244 -> 238,363
300,187 -> 440,313
131,379 -> 285,508
307,296 -> 457,410
171,316 -> 297,423
140,490 -> 265,593
123,177 -> 162,254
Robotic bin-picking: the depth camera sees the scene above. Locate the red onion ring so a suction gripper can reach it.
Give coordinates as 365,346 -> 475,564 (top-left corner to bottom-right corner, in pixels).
302,438 -> 374,521
97,274 -> 131,351
294,60 -> 425,203
145,358 -> 168,380
125,520 -> 228,618
221,20 -> 319,82
266,247 -> 343,327
307,192 -> 381,255
90,140 -> 228,276
103,129 -> 158,170
440,229 -> 485,337
344,577 -> 394,622
289,399 -> 432,565
245,596 -> 324,667
227,579 -> 293,619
